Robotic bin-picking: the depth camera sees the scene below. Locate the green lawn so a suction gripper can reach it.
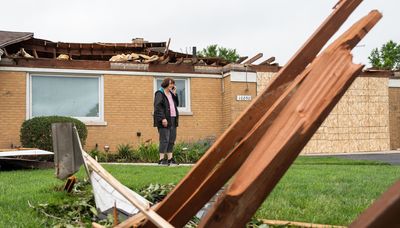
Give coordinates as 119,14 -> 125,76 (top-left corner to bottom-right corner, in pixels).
0,157 -> 399,227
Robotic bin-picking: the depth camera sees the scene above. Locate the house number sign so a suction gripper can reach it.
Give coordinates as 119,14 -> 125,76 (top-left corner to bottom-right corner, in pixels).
236,95 -> 252,101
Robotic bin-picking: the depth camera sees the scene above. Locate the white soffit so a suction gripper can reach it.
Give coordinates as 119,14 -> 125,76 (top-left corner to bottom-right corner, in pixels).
228,71 -> 257,83
389,79 -> 400,88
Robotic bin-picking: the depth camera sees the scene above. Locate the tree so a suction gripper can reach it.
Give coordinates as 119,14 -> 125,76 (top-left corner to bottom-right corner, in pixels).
198,44 -> 240,62
368,40 -> 400,70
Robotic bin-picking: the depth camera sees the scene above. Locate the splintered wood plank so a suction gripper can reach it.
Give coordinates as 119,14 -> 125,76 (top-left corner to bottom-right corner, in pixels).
139,1 -> 364,227
199,10 -> 381,228
350,179 -> 400,228
200,50 -> 362,228
170,10 -> 381,228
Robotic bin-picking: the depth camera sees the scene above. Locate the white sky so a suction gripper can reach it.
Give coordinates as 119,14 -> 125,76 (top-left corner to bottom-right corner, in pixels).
2,0 -> 399,66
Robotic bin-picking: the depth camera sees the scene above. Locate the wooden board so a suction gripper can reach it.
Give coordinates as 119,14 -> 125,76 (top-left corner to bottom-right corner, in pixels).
140,1 -> 365,227
198,10 -> 381,227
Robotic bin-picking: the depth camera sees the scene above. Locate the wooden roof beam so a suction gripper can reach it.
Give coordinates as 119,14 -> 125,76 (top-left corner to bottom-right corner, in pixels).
243,53 -> 263,65
259,56 -> 275,65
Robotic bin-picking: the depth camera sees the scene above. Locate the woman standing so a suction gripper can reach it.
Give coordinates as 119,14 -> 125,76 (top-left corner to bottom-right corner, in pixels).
153,77 -> 179,165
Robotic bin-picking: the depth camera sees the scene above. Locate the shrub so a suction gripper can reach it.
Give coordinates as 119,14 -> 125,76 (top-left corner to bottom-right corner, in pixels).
116,143 -> 138,161
136,142 -> 159,162
20,116 -> 88,151
173,138 -> 213,163
88,149 -> 107,162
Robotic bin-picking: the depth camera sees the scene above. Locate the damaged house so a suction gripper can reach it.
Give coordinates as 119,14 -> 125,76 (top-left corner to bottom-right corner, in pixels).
0,30 -> 279,152
0,30 -> 399,154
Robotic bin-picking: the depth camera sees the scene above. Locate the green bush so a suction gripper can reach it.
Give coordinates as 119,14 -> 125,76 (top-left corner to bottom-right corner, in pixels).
20,116 -> 88,151
136,143 -> 159,162
116,143 -> 138,161
90,138 -> 213,163
173,138 -> 213,163
88,149 -> 107,162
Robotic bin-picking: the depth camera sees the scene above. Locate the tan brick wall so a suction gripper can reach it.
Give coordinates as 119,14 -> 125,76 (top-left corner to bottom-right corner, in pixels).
221,75 -> 257,128
389,86 -> 400,149
86,75 -> 224,151
222,76 -> 232,129
179,77 -> 223,142
0,72 -> 225,152
230,82 -> 257,122
0,71 -> 26,149
257,72 -> 390,153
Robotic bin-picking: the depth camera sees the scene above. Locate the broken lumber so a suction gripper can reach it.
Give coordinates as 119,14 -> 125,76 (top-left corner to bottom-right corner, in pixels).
140,1 -> 365,227
199,10 -> 381,227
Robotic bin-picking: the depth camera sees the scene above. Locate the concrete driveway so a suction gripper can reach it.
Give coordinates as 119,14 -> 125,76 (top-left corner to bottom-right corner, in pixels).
306,151 -> 400,165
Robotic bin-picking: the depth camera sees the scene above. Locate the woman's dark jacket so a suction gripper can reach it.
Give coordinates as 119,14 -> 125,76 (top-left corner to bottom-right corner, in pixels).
153,88 -> 179,128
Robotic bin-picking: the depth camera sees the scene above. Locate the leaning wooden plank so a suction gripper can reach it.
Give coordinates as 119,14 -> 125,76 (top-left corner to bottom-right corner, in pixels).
142,1 -> 363,227
201,47 -> 363,228
166,63 -> 311,228
349,179 -> 400,228
164,10 -> 381,228
199,11 -> 381,227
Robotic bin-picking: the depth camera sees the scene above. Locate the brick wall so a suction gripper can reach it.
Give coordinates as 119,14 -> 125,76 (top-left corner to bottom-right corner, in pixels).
86,75 -> 224,151
389,86 -> 400,150
0,71 -> 226,152
257,71 -> 390,153
222,76 -> 232,129
221,75 -> 257,128
230,82 -> 256,122
0,71 -> 26,149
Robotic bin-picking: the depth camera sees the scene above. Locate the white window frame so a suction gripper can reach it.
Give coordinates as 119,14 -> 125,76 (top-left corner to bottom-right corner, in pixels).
153,77 -> 191,114
26,73 -> 105,125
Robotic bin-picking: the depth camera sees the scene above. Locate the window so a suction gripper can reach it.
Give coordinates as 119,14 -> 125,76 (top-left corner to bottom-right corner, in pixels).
154,78 -> 191,113
28,74 -> 104,124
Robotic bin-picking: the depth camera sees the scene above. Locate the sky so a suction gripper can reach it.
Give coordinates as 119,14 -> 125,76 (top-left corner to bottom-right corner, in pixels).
2,0 -> 399,67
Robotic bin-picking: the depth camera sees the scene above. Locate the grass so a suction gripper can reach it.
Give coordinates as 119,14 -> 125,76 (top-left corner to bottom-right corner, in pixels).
0,157 -> 399,227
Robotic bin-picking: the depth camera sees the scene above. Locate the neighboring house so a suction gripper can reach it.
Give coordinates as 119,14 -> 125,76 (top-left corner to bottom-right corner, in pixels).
1,31 -> 399,154
0,30 -> 279,152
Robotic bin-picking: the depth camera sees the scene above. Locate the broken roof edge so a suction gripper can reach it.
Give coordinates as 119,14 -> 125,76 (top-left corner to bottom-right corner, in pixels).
0,30 -> 33,48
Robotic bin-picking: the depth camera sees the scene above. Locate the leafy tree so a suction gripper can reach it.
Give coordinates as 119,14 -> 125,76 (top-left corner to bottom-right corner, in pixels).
368,40 -> 400,70
198,44 -> 240,62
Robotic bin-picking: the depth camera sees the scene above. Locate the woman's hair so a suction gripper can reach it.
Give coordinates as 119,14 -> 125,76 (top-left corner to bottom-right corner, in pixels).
161,77 -> 175,88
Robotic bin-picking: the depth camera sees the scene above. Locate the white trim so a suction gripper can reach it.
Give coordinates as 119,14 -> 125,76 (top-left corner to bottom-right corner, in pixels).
25,73 -> 30,120
389,79 -> 400,88
0,66 -> 221,78
27,73 -> 105,124
153,77 -> 191,113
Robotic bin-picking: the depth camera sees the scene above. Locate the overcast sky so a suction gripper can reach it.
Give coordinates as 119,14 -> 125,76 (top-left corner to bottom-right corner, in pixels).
2,0 -> 399,66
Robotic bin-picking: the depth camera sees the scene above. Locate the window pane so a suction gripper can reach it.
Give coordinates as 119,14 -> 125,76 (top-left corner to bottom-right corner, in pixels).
175,80 -> 185,108
32,76 -> 99,117
156,79 -> 186,108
